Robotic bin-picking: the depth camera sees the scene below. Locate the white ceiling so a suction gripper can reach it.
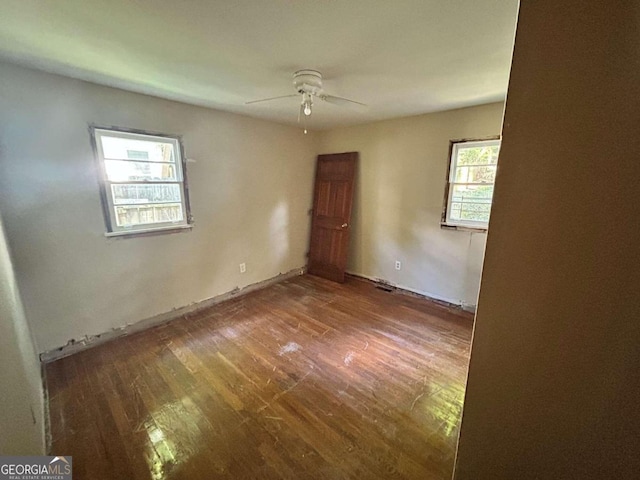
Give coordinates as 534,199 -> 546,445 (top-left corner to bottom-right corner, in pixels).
0,0 -> 519,130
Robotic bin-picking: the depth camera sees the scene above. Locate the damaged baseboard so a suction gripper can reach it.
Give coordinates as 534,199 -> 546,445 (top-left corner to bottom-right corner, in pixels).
40,266 -> 306,363
346,271 -> 477,314
41,363 -> 52,454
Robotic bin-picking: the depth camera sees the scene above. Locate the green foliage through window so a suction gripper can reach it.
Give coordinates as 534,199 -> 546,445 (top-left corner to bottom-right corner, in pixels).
444,139 -> 500,228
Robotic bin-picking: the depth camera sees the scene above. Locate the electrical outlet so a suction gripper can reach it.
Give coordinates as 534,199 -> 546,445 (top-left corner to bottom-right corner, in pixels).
395,260 -> 402,270
239,263 -> 246,273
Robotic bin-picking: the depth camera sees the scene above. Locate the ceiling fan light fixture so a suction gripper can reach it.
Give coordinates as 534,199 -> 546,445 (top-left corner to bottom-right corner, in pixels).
301,91 -> 313,116
246,69 -> 366,124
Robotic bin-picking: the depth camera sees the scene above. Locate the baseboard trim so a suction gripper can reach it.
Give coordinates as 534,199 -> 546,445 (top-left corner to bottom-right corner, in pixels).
345,271 -> 476,315
41,363 -> 52,454
40,266 -> 306,363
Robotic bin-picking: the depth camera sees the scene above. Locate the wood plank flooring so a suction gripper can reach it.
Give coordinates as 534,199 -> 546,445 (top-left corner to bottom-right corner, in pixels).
45,275 -> 473,480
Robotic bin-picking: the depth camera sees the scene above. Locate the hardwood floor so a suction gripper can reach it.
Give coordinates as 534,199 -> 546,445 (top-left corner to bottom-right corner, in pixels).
45,275 -> 473,480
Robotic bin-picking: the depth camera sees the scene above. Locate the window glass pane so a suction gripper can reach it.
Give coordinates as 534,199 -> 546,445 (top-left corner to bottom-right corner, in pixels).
451,184 -> 494,202
104,160 -> 179,182
456,144 -> 500,166
126,150 -> 149,160
114,203 -> 184,227
454,165 -> 496,183
111,184 -> 182,205
449,184 -> 494,223
100,135 -> 175,163
451,203 -> 462,219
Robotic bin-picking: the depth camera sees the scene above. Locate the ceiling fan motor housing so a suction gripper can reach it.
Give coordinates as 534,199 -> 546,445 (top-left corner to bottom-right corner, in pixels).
293,69 -> 323,95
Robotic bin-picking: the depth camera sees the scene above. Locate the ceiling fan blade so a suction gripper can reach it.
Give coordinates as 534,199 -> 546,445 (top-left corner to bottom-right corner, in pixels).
320,94 -> 367,107
245,94 -> 298,105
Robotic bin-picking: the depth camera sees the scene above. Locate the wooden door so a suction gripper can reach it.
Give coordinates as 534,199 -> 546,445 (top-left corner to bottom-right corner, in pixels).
308,152 -> 358,283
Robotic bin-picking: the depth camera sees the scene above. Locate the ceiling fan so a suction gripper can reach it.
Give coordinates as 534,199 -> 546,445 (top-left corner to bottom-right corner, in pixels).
246,70 -> 366,125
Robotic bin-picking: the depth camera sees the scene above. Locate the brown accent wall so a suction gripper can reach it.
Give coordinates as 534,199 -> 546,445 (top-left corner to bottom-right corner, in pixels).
455,1 -> 640,478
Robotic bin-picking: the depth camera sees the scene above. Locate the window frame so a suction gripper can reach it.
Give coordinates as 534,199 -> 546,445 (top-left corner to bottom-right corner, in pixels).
90,126 -> 193,237
441,136 -> 501,231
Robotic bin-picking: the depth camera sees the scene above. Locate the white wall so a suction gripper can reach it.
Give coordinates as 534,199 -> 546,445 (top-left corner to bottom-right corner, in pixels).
0,61 -> 503,360
455,1 -> 640,478
0,62 -> 317,354
0,211 -> 45,454
318,103 -> 504,308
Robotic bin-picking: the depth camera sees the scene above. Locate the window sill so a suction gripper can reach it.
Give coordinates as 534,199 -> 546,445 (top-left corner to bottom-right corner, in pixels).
440,223 -> 488,233
105,224 -> 193,238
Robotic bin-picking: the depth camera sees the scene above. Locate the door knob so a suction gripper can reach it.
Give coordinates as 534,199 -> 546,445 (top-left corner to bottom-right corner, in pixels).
342,223 -> 348,228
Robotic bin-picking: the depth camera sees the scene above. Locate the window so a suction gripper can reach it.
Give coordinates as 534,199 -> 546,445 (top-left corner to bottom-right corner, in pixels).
92,127 -> 192,236
442,138 -> 500,230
